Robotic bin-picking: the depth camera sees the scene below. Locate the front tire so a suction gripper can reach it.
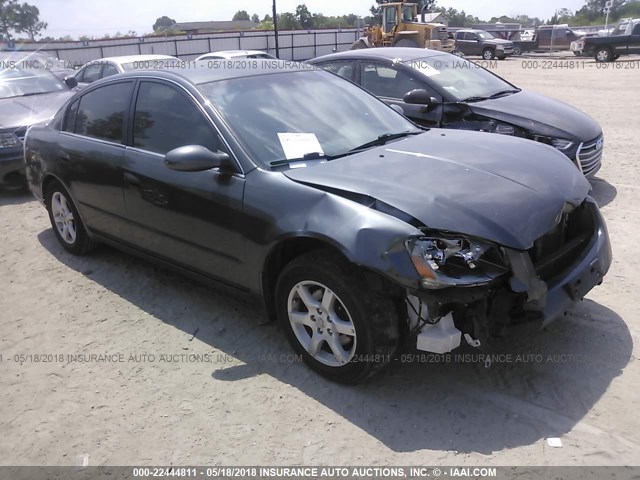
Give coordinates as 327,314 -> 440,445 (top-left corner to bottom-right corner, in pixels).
45,180 -> 94,255
513,46 -> 522,56
595,47 -> 612,62
393,38 -> 420,48
275,250 -> 399,384
482,48 -> 496,60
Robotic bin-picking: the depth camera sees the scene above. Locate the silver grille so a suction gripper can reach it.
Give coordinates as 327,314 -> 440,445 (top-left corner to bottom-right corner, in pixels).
576,134 -> 603,178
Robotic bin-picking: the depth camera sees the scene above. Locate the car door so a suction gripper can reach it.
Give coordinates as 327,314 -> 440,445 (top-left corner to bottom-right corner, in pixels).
358,61 -> 442,126
57,80 -> 134,236
121,79 -> 247,288
628,23 -> 640,54
456,32 -> 476,55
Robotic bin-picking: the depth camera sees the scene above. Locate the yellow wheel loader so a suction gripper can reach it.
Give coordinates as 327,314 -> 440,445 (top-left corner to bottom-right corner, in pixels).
352,1 -> 454,53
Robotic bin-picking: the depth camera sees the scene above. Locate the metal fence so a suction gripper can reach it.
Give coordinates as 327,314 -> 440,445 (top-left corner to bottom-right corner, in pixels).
0,28 -> 360,66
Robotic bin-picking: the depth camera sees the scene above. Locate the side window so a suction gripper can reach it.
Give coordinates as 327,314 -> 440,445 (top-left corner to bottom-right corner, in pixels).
360,63 -> 424,99
102,64 -> 119,78
82,63 -> 102,84
63,98 -> 80,133
133,81 -> 222,155
74,67 -> 86,82
633,24 -> 640,35
318,61 -> 354,81
75,82 -> 133,144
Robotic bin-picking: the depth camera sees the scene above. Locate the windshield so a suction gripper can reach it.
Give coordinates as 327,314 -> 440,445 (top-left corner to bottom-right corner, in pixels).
198,70 -> 419,166
477,31 -> 494,39
406,54 -> 515,102
0,63 -> 66,99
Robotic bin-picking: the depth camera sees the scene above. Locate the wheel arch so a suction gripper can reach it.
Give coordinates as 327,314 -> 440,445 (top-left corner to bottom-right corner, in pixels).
261,235 -> 354,319
41,174 -> 92,238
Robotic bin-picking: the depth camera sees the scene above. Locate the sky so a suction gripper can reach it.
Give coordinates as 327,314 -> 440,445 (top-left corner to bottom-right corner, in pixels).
35,0 -> 588,38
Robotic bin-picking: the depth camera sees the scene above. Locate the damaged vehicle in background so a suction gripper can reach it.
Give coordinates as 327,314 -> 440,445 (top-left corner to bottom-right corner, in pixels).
0,54 -> 78,190
25,61 -> 612,383
309,48 -> 605,177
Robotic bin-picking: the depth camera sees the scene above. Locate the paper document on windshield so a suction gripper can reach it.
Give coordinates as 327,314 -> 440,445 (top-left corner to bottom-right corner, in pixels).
278,133 -> 324,160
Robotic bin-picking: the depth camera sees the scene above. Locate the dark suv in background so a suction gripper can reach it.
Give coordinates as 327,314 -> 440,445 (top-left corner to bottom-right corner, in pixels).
454,29 -> 514,60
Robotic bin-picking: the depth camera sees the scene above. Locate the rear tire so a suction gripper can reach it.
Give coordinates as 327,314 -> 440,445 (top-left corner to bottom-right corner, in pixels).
45,180 -> 94,255
513,46 -> 522,56
482,48 -> 496,60
275,250 -> 399,384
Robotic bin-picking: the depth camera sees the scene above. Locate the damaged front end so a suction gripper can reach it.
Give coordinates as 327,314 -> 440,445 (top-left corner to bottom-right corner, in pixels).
403,197 -> 612,353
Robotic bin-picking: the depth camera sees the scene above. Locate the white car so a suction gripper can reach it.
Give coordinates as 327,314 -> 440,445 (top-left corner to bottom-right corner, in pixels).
73,54 -> 179,87
195,50 -> 276,61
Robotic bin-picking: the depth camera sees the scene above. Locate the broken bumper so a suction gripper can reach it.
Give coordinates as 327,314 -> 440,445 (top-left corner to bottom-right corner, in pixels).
0,149 -> 26,188
540,204 -> 611,325
411,198 -> 612,345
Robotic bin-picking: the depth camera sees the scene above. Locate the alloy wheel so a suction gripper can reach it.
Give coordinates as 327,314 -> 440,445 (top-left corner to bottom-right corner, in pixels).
287,280 -> 357,367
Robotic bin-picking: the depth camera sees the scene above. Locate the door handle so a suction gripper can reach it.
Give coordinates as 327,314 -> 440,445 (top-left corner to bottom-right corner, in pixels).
123,172 -> 141,187
59,151 -> 70,162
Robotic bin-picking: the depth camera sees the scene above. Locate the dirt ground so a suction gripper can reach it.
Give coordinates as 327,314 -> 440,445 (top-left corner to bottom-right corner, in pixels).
1,56 -> 639,467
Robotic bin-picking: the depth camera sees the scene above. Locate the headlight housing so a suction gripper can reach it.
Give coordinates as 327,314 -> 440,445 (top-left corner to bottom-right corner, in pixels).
533,135 -> 574,152
0,132 -> 21,149
406,235 -> 508,289
551,138 -> 574,151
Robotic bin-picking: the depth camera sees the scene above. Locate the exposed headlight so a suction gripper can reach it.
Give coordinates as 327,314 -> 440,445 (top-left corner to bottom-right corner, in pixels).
406,235 -> 508,289
0,132 -> 21,149
496,45 -> 505,50
493,123 -> 515,135
551,138 -> 574,151
534,135 -> 574,151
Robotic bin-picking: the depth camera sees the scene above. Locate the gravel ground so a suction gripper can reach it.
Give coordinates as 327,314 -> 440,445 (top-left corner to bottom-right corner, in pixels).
0,56 -> 639,467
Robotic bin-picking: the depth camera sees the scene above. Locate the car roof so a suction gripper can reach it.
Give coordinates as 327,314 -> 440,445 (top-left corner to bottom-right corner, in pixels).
84,54 -> 177,66
309,47 -> 449,64
202,50 -> 271,57
112,58 -> 316,85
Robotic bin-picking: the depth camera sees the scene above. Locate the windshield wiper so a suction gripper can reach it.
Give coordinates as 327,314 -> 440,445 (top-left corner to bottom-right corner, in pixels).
487,88 -> 521,99
462,88 -> 520,103
269,151 -> 340,167
349,131 -> 422,152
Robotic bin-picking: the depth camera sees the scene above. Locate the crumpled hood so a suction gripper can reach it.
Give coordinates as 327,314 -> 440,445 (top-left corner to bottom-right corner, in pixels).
284,130 -> 591,250
0,90 -> 74,130
470,90 -> 602,141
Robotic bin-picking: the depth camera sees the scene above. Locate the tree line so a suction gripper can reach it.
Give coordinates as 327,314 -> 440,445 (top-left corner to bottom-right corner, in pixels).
0,0 -> 46,41
3,0 -> 640,43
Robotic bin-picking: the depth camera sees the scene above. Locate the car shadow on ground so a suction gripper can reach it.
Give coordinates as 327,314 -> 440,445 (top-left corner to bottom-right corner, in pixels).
38,229 -> 632,455
590,178 -> 617,208
0,189 -> 34,207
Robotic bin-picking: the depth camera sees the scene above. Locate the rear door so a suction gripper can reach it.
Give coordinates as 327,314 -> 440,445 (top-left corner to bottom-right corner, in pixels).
121,80 -> 247,288
57,80 -> 134,236
628,23 -> 640,54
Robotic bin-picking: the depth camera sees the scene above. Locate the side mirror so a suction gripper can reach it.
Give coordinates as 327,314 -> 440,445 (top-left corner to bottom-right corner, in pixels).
165,145 -> 233,172
64,76 -> 78,89
403,89 -> 437,106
